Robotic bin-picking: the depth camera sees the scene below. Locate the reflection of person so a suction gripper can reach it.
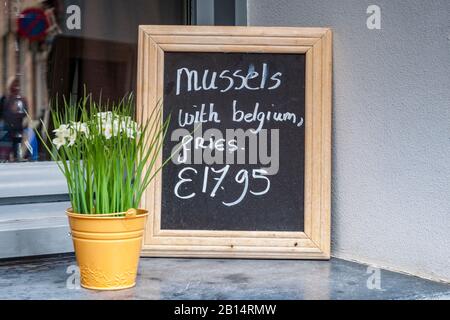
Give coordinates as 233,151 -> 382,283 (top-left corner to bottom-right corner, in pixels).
3,77 -> 28,161
23,118 -> 40,161
0,93 -> 13,161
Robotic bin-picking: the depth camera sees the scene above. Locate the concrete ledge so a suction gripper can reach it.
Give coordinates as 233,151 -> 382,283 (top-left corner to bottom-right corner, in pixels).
0,202 -> 73,259
0,162 -> 67,197
0,226 -> 73,259
0,255 -> 448,299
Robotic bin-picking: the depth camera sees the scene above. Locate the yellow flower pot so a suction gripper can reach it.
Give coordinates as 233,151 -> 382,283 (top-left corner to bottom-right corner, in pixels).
66,208 -> 148,290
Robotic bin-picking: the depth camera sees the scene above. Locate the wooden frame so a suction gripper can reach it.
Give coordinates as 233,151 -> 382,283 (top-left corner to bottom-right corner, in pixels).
137,26 -> 332,259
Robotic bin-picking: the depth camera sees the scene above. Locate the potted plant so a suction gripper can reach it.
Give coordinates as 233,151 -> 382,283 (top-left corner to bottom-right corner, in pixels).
36,94 -> 169,290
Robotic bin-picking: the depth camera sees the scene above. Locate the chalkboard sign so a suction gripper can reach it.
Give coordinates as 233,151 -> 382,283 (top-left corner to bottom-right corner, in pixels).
137,26 -> 332,259
161,51 -> 306,232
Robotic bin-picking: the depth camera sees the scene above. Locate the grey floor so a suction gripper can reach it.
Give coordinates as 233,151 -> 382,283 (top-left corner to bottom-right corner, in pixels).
0,254 -> 448,300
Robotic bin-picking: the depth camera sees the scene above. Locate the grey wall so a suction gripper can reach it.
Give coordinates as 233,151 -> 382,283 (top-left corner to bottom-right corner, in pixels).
248,0 -> 450,282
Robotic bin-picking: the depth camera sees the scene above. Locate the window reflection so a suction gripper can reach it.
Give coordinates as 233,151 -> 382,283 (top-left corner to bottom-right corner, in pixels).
0,0 -> 188,162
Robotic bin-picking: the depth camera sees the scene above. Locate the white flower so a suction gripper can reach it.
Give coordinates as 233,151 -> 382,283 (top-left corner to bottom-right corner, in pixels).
112,119 -> 121,137
67,132 -> 77,146
102,124 -> 113,139
96,115 -> 112,133
71,121 -> 89,136
53,124 -> 71,139
119,116 -> 132,127
120,118 -> 138,139
94,112 -> 138,139
125,127 -> 135,139
97,111 -> 113,120
52,136 -> 66,150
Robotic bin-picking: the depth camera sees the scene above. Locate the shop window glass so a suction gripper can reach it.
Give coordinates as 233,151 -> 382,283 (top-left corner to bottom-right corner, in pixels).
0,0 -> 189,162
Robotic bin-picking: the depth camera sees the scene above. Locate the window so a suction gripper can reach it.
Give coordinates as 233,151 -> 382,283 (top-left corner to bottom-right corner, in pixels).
1,0 -> 191,163
0,0 -> 246,258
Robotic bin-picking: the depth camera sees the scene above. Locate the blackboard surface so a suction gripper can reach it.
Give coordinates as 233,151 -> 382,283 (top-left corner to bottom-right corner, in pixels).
161,51 -> 306,231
